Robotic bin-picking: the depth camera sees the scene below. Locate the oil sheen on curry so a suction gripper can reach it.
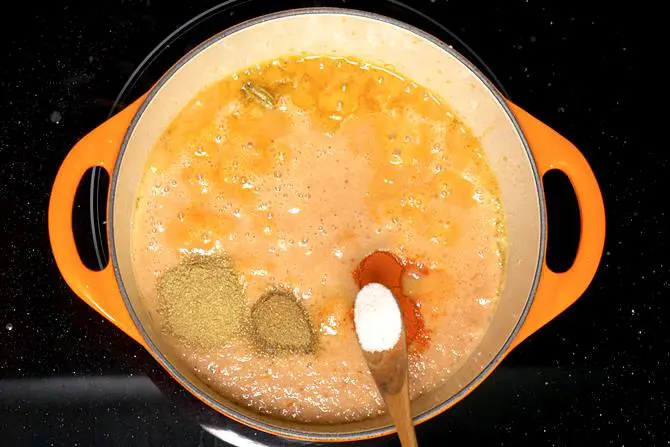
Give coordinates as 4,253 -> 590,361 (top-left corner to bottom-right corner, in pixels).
131,55 -> 506,423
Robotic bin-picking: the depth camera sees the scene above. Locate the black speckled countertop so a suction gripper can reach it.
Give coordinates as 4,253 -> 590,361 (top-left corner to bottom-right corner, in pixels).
1,1 -> 664,445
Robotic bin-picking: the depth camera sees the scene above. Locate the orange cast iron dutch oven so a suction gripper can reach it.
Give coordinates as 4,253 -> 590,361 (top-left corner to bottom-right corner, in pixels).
48,8 -> 606,443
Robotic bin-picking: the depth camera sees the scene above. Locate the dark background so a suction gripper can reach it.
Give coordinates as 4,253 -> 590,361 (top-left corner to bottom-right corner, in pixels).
1,0 -> 662,446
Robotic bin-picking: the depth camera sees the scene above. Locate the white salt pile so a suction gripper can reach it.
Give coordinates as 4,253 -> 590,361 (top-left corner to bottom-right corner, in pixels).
354,282 -> 402,353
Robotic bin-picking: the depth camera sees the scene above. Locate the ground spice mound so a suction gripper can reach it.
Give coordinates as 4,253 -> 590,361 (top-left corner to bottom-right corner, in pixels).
250,289 -> 316,355
155,254 -> 246,349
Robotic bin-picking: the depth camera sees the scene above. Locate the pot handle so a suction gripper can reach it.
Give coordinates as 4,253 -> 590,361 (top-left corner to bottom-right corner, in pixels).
48,97 -> 147,346
507,102 -> 606,348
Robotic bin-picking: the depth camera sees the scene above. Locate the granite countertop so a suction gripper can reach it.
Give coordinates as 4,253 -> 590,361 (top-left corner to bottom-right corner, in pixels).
1,1 -> 663,445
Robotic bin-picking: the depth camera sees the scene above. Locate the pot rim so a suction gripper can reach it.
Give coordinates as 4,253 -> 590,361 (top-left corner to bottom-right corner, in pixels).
108,6 -> 546,442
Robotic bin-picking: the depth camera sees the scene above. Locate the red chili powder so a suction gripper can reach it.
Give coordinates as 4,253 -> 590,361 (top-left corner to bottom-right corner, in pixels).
353,250 -> 430,352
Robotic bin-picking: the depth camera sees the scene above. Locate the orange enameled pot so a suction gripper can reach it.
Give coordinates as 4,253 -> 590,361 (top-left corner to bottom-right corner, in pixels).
48,8 -> 605,443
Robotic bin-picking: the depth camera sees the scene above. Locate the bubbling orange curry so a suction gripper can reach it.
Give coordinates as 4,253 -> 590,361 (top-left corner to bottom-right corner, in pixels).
131,55 -> 506,423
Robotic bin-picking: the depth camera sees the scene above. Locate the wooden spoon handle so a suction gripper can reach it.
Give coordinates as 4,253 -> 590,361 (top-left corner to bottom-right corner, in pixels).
383,379 -> 418,447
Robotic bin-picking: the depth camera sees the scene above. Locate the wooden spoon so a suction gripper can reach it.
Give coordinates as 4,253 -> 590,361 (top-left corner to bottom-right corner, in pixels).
361,330 -> 418,447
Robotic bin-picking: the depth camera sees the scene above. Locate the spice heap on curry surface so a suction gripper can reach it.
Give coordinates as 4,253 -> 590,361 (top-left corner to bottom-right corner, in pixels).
157,255 -> 317,355
250,289 -> 316,354
155,249 -> 428,354
156,254 -> 245,349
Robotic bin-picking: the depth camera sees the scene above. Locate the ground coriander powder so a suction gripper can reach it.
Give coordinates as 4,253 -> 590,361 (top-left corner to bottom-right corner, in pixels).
155,254 -> 246,349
